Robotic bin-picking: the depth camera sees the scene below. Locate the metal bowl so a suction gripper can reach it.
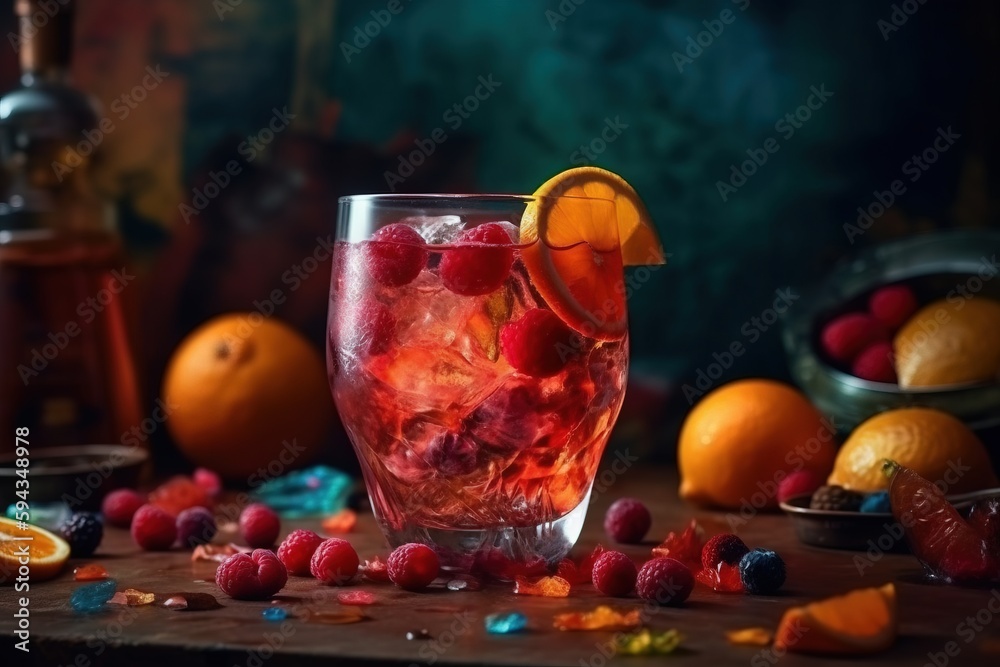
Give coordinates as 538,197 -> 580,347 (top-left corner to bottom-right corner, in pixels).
0,445 -> 147,511
783,230 -> 1000,454
779,495 -> 908,553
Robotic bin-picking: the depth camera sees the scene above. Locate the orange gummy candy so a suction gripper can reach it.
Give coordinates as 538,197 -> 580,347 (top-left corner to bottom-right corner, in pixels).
553,605 -> 642,631
322,509 -> 357,534
73,564 -> 108,581
513,575 -> 571,597
725,627 -> 774,647
109,589 -> 156,606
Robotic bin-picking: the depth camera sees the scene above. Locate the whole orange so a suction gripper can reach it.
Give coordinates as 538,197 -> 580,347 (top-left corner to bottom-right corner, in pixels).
678,379 -> 837,509
162,314 -> 332,479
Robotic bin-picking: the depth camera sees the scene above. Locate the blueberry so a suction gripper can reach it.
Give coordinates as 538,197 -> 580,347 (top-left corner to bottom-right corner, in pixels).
60,512 -> 104,558
739,548 -> 786,595
860,491 -> 892,514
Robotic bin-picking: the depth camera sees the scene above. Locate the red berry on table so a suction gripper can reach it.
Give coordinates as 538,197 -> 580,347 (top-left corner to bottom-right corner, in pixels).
131,504 -> 178,551
592,550 -> 638,597
852,341 -> 897,383
701,533 -> 749,570
501,308 -> 577,377
604,498 -> 652,544
820,312 -> 887,363
387,543 -> 440,591
278,529 -> 326,576
309,538 -> 360,585
868,284 -> 918,331
176,507 -> 217,547
239,503 -> 280,548
215,549 -> 288,600
777,469 -> 825,504
635,557 -> 693,606
439,222 -> 516,296
101,489 -> 145,528
355,300 -> 396,356
366,223 -> 428,287
193,467 -> 222,498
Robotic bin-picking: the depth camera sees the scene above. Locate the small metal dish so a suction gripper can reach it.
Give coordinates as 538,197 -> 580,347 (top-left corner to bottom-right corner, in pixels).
779,495 -> 908,553
0,445 -> 147,511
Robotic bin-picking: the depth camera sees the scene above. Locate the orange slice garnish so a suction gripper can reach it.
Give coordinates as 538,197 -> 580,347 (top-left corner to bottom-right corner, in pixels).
521,167 -> 665,340
1,516 -> 71,583
774,583 -> 897,655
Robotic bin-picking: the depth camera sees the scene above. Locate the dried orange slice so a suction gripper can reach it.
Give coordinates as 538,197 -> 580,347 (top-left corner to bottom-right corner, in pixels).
1,516 -> 71,583
521,167 -> 665,340
774,583 -> 897,655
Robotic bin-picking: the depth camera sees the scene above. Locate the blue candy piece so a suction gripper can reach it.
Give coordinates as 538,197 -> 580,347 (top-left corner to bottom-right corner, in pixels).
262,607 -> 289,622
860,491 -> 891,514
70,580 -> 116,613
252,465 -> 353,518
484,612 -> 528,634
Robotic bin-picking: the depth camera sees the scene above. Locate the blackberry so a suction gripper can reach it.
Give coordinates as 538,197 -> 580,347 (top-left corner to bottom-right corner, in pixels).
809,485 -> 864,512
60,512 -> 104,557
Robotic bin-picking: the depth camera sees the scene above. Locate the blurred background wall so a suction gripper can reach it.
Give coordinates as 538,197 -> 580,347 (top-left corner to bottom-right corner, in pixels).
2,0 -> 996,462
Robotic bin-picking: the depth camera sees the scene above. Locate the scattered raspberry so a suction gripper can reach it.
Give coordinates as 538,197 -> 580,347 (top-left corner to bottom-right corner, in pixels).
739,549 -> 786,595
176,507 -> 217,547
310,538 -> 360,585
355,300 -> 396,356
777,470 -> 825,504
59,512 -> 103,557
277,529 -> 325,576
439,223 -> 516,296
366,223 -> 428,286
426,432 -> 478,476
193,468 -> 222,498
387,543 -> 440,591
701,534 -> 749,570
635,557 -> 693,606
215,549 -> 288,600
360,556 -> 390,583
131,504 -> 178,551
809,485 -> 864,512
500,308 -> 577,378
239,503 -> 280,548
852,341 -> 897,383
820,312 -> 887,363
101,489 -> 145,528
592,551 -> 637,597
868,284 -> 918,331
604,498 -> 652,544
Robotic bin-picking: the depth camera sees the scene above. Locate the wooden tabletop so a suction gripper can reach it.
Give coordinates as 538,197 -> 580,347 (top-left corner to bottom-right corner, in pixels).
4,467 -> 1000,667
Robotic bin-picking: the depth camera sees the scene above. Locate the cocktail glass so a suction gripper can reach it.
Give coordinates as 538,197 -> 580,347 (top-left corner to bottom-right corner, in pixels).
328,194 -> 628,574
